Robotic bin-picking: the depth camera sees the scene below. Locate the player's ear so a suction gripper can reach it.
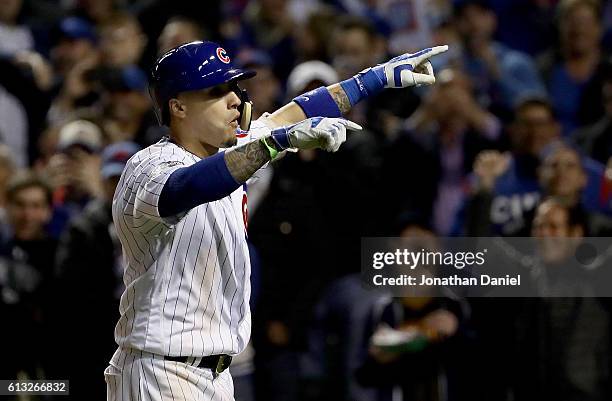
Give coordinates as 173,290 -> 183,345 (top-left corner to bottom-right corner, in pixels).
169,98 -> 187,120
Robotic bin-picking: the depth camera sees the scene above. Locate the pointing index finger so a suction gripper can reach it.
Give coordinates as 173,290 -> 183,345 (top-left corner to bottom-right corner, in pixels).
417,45 -> 449,63
339,119 -> 363,131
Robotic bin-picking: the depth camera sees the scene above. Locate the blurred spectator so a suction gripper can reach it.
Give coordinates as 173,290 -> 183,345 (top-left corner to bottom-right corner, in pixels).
50,16 -> 98,78
98,65 -> 160,146
99,12 -> 148,68
136,1 -> 220,65
287,60 -> 338,96
428,18 -> 463,71
0,52 -> 52,166
73,0 -> 120,26
355,223 -> 472,401
250,56 -> 383,401
511,198 -> 611,401
488,0 -> 557,56
462,95 -> 612,236
0,145 -> 16,219
0,0 -> 34,56
52,141 -> 138,400
239,0 -> 297,80
538,143 -> 612,234
301,273 -> 383,401
157,15 -> 205,55
329,16 -> 385,81
384,68 -> 501,235
237,49 -> 282,119
48,17 -> 100,122
572,57 -> 612,164
460,97 -> 560,235
0,172 -> 56,380
330,16 -> 419,138
293,7 -> 339,63
539,0 -> 607,135
455,0 -> 546,113
45,119 -> 104,237
340,0 -> 435,54
329,16 -> 384,128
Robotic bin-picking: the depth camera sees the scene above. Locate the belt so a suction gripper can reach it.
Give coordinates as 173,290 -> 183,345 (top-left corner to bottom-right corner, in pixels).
164,354 -> 232,377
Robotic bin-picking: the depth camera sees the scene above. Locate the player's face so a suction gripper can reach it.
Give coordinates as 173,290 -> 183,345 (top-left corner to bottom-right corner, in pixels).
177,83 -> 242,149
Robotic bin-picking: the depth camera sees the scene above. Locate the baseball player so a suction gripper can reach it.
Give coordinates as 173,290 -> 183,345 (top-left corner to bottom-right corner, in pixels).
105,40 -> 447,400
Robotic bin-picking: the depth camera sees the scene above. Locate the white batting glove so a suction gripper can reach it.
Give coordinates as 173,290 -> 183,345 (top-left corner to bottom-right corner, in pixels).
270,117 -> 362,153
354,45 -> 449,92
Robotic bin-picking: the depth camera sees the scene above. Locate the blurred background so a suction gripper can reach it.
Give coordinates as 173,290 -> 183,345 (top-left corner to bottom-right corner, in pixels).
2,0 -> 612,400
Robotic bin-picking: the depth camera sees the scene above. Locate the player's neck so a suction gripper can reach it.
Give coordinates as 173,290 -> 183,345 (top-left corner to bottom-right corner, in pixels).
170,131 -> 218,159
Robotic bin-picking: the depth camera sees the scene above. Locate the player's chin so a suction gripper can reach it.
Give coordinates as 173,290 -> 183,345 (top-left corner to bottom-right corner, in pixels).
221,132 -> 238,148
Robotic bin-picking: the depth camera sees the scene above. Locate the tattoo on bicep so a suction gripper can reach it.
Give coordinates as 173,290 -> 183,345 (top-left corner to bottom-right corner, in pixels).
224,139 -> 271,183
328,85 -> 352,114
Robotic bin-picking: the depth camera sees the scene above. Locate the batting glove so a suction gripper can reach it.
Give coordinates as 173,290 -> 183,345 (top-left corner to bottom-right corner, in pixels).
373,45 -> 449,88
270,117 -> 362,153
340,46 -> 449,107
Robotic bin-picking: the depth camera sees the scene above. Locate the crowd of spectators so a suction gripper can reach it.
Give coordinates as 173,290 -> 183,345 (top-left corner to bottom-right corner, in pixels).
2,0 -> 612,400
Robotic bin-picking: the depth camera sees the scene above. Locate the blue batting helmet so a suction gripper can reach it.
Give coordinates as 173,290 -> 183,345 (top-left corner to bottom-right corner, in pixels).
149,41 -> 256,127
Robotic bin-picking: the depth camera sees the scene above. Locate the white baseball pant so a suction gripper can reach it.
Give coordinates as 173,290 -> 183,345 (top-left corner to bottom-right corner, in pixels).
105,348 -> 234,401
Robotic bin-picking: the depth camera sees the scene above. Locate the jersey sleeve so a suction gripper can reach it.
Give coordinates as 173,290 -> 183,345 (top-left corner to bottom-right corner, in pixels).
127,153 -> 187,225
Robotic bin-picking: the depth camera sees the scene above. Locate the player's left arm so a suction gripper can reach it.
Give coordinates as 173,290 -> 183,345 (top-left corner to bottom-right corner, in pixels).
263,45 -> 449,128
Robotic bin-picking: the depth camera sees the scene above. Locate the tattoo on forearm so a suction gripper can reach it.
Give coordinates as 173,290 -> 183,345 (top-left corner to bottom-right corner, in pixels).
328,84 -> 352,114
224,139 -> 271,183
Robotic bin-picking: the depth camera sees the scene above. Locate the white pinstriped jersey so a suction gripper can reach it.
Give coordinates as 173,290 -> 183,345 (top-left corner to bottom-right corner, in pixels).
112,118 -> 271,358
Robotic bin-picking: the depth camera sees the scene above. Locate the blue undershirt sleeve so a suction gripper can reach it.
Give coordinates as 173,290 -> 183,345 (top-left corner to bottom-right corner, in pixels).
158,151 -> 241,218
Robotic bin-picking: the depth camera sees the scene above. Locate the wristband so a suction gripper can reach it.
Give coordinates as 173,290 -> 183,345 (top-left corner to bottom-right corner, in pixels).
293,87 -> 342,118
339,66 -> 386,106
260,137 -> 279,160
270,126 -> 293,149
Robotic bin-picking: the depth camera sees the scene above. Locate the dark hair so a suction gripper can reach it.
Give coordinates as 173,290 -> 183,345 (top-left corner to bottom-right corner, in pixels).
513,96 -> 557,120
453,0 -> 493,17
394,211 -> 433,235
539,197 -> 589,234
164,15 -> 206,40
336,16 -> 378,40
6,172 -> 53,207
557,0 -> 602,21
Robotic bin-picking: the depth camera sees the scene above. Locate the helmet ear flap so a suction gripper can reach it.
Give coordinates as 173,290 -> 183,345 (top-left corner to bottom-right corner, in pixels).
239,101 -> 252,131
234,85 -> 253,131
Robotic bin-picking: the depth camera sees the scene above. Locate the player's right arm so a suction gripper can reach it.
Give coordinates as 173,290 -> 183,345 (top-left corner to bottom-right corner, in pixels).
264,46 -> 449,128
157,117 -> 361,218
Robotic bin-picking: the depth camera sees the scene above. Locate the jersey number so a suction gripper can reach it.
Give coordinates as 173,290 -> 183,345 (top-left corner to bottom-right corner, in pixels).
242,193 -> 248,231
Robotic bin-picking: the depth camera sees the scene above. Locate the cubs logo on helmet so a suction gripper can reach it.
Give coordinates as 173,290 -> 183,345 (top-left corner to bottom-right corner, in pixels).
217,47 -> 230,64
